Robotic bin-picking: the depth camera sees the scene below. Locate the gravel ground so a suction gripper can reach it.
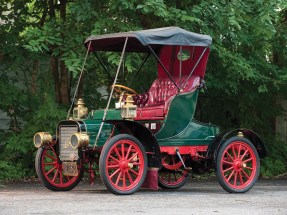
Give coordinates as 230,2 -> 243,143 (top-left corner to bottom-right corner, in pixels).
0,179 -> 286,215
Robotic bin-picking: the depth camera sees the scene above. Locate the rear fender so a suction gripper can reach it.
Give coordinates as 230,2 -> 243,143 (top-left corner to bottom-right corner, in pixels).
105,120 -> 162,168
206,128 -> 267,168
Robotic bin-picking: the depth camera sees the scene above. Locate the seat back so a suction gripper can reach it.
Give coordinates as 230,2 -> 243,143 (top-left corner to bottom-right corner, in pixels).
145,75 -> 200,107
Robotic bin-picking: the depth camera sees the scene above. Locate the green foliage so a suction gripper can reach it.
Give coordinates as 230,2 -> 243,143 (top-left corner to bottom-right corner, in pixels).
0,161 -> 27,182
0,95 -> 66,181
0,0 -> 287,181
261,139 -> 287,177
5,96 -> 66,153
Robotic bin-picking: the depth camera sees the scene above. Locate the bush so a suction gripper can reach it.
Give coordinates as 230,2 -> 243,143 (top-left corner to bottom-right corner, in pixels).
0,161 -> 28,182
0,95 -> 66,182
260,138 -> 287,178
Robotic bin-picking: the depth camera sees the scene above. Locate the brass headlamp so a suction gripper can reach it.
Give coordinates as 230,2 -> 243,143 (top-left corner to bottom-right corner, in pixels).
121,95 -> 137,119
33,132 -> 53,148
73,98 -> 88,119
70,132 -> 90,149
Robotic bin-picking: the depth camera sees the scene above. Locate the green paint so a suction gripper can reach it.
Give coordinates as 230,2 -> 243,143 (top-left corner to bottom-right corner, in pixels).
81,92 -> 219,147
83,109 -> 121,146
90,109 -> 122,120
155,91 -> 198,139
155,90 -> 219,146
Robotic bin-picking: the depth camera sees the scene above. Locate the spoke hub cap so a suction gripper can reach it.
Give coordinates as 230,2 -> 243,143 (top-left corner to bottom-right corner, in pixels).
119,159 -> 129,171
233,159 -> 242,171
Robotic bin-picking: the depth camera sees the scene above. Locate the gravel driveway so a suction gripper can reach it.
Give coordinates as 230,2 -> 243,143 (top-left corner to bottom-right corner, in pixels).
0,179 -> 286,215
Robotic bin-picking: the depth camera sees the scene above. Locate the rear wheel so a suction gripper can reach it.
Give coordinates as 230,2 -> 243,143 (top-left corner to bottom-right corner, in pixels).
158,169 -> 188,189
99,134 -> 147,195
35,146 -> 83,191
158,154 -> 188,189
216,137 -> 260,193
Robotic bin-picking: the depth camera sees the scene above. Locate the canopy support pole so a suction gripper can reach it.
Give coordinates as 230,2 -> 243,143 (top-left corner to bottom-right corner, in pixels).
66,41 -> 91,119
129,53 -> 151,84
95,53 -> 114,83
182,47 -> 208,89
147,45 -> 180,91
179,46 -> 182,88
94,37 -> 129,146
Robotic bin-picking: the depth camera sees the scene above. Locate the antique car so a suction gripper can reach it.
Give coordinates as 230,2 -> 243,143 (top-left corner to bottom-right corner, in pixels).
33,27 -> 266,195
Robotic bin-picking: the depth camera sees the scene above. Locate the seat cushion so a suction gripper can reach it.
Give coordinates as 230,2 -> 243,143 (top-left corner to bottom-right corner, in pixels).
134,76 -> 200,120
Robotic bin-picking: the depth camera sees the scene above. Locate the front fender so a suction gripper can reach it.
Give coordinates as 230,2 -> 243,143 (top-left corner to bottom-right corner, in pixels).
105,120 -> 162,168
205,128 -> 267,168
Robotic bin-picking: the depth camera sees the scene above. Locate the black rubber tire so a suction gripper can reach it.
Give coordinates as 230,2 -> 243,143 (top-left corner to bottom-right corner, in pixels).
158,168 -> 188,189
215,137 -> 260,193
35,146 -> 83,191
99,134 -> 148,195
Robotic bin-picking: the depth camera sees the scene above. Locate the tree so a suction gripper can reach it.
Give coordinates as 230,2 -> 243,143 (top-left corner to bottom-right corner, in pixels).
0,0 -> 287,181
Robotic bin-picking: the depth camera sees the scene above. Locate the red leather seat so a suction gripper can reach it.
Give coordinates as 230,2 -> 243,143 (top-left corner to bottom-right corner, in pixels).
134,75 -> 200,120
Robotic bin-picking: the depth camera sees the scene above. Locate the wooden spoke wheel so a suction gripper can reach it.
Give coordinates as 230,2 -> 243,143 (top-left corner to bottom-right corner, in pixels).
216,137 -> 260,193
161,154 -> 186,170
158,169 -> 188,189
159,154 -> 188,189
99,134 -> 147,195
35,146 -> 83,191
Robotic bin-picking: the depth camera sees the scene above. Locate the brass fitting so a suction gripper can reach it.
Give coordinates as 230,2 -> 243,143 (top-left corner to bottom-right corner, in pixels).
237,131 -> 244,137
73,98 -> 88,119
70,132 -> 90,149
33,132 -> 52,148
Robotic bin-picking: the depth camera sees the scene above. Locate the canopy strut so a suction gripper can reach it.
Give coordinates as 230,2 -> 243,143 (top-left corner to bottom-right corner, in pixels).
66,41 -> 91,119
129,53 -> 151,84
94,37 -> 129,146
147,45 -> 180,91
182,47 -> 207,89
95,53 -> 114,83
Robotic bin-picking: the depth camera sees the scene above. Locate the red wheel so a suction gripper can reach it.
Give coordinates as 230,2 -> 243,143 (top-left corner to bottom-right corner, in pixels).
99,134 -> 147,195
162,154 -> 186,170
35,146 -> 83,191
216,137 -> 260,193
158,169 -> 188,189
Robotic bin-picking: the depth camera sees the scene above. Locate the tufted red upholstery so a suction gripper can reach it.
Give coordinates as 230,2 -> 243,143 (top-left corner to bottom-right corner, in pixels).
134,75 -> 200,120
133,93 -> 149,108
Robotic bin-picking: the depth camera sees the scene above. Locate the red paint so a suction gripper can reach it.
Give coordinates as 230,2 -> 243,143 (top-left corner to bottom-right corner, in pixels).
134,76 -> 200,120
157,46 -> 210,79
220,141 -> 257,189
160,145 -> 208,156
105,139 -> 146,191
41,147 -> 80,188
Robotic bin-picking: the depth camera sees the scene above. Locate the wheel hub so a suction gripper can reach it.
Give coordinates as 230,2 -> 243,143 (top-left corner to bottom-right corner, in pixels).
119,159 -> 129,171
233,159 -> 242,171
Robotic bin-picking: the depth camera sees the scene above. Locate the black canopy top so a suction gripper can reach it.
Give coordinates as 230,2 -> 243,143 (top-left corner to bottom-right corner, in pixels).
84,27 -> 212,52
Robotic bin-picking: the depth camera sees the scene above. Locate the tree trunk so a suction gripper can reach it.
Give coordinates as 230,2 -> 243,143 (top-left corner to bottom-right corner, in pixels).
50,56 -> 62,103
59,0 -> 70,105
276,97 -> 287,142
60,61 -> 70,104
273,10 -> 287,143
31,60 -> 39,95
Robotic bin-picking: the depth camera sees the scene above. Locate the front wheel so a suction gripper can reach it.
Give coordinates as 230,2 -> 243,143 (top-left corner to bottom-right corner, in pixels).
99,134 -> 148,195
35,146 -> 83,191
216,137 -> 260,193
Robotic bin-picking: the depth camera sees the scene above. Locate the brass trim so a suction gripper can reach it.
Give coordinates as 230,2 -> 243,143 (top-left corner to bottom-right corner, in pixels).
70,132 -> 90,149
33,132 -> 52,148
237,131 -> 244,137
